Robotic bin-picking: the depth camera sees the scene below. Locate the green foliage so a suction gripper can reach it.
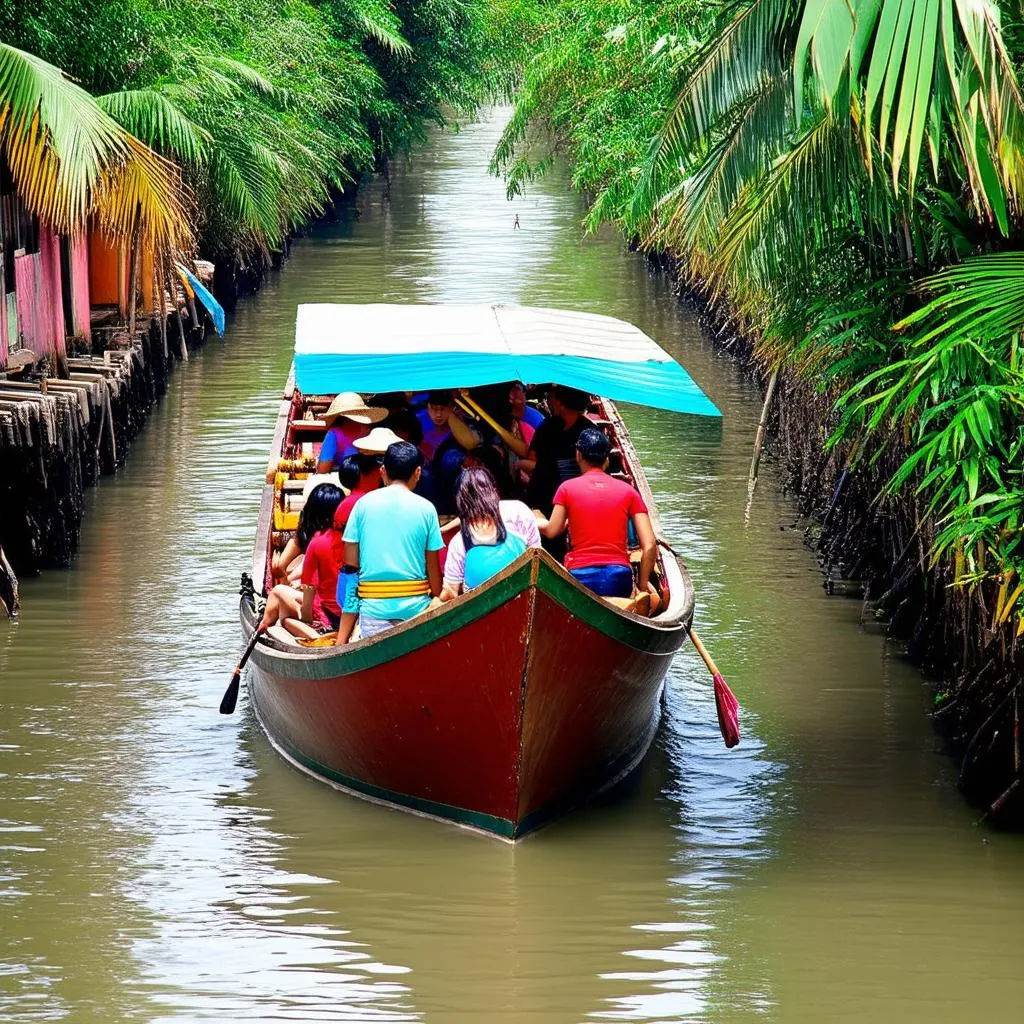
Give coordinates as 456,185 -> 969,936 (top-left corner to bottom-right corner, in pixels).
504,0 -> 1024,636
0,0 -> 530,258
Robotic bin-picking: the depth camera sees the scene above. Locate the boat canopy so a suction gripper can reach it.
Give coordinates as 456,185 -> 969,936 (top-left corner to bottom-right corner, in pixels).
293,304 -> 720,417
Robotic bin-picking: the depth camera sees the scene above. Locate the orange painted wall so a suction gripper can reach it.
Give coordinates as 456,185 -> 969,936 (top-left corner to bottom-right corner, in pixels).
88,231 -> 122,308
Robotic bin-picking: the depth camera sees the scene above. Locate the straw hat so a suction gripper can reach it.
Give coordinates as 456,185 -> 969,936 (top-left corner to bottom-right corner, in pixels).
323,391 -> 387,426
301,473 -> 348,499
353,426 -> 404,455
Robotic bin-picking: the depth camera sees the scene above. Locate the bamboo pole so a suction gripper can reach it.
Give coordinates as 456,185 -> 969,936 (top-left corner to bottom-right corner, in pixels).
168,258 -> 188,361
126,210 -> 142,341
155,264 -> 168,359
744,369 -> 779,526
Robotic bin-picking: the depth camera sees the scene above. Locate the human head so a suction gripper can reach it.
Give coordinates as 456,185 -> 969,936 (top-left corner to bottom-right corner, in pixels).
385,408 -> 424,446
426,390 -> 454,428
456,466 -> 506,547
509,381 -> 527,418
576,427 -> 611,469
337,454 -> 361,493
297,482 -> 344,547
355,452 -> 383,479
550,385 -> 590,415
323,391 -> 387,428
383,441 -> 424,486
463,443 -> 512,497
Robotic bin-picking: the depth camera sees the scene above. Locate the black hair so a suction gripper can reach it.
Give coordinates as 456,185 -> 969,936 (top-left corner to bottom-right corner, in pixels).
384,441 -> 424,482
552,385 -> 591,412
427,389 -> 454,406
337,455 -> 361,493
468,383 -> 514,429
297,482 -> 344,549
370,391 -> 409,413
355,451 -> 383,476
576,426 -> 611,466
464,443 -> 512,497
385,407 -> 424,445
456,466 -> 506,549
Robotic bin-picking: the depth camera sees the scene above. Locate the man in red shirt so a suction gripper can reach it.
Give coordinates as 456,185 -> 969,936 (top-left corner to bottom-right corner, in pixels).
537,427 -> 656,598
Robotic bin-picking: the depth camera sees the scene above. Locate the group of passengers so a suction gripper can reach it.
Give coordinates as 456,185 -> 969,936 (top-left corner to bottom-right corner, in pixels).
261,382 -> 657,644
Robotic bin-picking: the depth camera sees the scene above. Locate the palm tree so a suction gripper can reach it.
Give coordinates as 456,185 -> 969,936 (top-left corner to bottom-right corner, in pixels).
0,42 -> 191,253
638,0 -> 1022,301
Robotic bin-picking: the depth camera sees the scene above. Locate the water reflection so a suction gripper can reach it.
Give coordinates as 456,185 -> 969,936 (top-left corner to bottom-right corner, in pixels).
4,106 -> 1024,1023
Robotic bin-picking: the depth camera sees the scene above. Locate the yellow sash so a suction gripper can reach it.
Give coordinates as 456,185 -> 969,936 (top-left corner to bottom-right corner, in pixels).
357,579 -> 430,599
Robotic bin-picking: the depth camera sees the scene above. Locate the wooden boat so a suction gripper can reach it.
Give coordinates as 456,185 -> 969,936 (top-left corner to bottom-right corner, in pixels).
239,304 -> 719,840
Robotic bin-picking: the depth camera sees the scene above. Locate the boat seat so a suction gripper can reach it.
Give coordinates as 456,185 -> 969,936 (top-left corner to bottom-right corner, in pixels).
603,592 -> 651,617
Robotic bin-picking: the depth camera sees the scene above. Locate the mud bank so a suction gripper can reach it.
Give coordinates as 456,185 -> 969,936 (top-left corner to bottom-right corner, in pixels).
655,253 -> 1023,823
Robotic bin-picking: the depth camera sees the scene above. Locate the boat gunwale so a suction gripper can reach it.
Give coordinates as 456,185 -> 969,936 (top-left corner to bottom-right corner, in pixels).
246,382 -> 696,675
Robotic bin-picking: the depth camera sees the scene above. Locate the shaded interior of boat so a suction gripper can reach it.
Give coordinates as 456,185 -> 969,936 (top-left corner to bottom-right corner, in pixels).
249,382 -> 692,654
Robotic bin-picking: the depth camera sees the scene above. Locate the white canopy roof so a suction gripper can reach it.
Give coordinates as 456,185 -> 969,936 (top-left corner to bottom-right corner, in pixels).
293,303 -> 720,416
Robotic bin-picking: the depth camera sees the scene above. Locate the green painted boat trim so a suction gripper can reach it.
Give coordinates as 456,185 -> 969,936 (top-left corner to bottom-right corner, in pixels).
244,550 -> 687,681
247,557 -> 534,680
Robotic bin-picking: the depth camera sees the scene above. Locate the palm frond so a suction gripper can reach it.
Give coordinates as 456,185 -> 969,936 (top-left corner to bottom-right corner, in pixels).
0,42 -> 191,251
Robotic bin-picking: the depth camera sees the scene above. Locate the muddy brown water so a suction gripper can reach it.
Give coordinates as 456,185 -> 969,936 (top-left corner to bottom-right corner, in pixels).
3,108 -> 1024,1022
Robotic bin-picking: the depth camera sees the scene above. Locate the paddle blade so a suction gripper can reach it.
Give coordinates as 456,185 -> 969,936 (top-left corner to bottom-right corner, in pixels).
713,672 -> 740,748
219,671 -> 241,715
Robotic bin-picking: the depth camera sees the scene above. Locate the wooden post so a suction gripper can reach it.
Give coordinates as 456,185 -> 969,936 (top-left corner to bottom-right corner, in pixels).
126,211 -> 142,341
168,258 -> 188,361
155,262 -> 168,359
744,369 -> 779,526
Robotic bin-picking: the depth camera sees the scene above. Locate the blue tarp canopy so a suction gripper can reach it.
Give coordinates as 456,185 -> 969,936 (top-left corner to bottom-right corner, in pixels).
293,303 -> 720,417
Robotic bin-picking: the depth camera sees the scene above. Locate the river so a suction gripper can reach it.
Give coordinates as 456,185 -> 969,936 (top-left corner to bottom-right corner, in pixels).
2,108 -> 1023,1022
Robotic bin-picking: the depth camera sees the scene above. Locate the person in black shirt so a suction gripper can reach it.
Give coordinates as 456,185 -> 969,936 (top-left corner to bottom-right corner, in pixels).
524,385 -> 591,515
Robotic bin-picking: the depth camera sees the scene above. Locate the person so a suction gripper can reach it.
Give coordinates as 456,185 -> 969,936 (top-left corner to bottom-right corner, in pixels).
337,441 -> 444,643
441,467 -> 540,599
418,390 -> 483,513
510,381 -> 545,440
332,426 -> 401,531
272,479 -> 349,585
536,427 -> 656,599
316,392 -> 387,473
523,385 -> 591,514
261,483 -> 345,632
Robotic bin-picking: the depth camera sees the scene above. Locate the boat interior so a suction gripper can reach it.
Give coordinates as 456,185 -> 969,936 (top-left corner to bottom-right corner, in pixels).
259,386 -> 682,649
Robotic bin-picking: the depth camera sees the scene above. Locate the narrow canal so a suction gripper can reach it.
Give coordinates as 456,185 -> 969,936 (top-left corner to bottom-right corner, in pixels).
3,108 -> 1023,1022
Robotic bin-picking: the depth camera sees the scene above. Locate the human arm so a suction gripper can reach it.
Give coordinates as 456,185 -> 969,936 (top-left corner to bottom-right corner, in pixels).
335,540 -> 360,646
537,503 -> 568,540
448,413 -> 482,451
632,512 -> 657,593
426,550 -> 442,597
272,536 -> 300,583
316,428 -> 339,474
300,585 -> 315,623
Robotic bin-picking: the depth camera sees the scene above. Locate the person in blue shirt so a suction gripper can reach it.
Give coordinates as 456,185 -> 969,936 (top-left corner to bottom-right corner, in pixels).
336,441 -> 444,644
316,392 -> 387,473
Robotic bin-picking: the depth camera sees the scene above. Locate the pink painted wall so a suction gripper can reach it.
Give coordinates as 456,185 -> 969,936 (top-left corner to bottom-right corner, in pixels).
14,250 -> 44,358
69,234 -> 91,341
0,261 -> 7,370
39,225 -> 66,365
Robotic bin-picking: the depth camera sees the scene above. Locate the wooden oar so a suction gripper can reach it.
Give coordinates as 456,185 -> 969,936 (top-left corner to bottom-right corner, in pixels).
654,533 -> 740,748
220,625 -> 266,715
689,628 -> 740,748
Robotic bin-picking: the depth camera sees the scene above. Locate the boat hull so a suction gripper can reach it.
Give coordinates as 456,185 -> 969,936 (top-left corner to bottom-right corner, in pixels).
242,552 -> 688,839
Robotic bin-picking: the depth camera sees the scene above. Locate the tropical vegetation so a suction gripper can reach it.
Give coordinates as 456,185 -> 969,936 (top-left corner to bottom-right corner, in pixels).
497,0 -> 1024,685
0,0 -> 534,262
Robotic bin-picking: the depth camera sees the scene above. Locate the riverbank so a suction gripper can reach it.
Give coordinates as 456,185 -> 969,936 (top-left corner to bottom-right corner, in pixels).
662,257 -> 1023,821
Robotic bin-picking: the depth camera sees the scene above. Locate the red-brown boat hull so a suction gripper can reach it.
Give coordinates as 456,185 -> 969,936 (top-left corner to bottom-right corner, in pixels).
243,552 -> 689,839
